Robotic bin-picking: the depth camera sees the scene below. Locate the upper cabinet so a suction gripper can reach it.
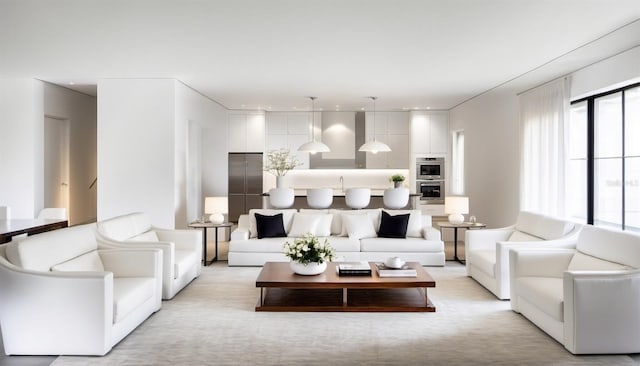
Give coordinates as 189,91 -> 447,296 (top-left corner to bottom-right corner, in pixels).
265,112 -> 312,169
228,112 -> 265,152
410,111 -> 449,155
365,111 -> 410,169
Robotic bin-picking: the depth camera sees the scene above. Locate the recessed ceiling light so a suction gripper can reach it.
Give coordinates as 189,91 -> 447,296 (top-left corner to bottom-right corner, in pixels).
426,106 -> 431,110
68,82 -> 75,85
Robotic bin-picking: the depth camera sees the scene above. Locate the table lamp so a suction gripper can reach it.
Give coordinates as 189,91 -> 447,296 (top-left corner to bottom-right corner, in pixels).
445,196 -> 468,224
204,196 -> 227,224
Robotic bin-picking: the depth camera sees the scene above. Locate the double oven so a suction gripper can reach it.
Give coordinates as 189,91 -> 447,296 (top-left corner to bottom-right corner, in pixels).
416,157 -> 445,204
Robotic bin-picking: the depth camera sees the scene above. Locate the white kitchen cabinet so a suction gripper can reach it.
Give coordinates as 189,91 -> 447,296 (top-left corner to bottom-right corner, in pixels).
265,112 -> 312,168
410,111 -> 449,154
365,111 -> 410,168
228,112 -> 265,152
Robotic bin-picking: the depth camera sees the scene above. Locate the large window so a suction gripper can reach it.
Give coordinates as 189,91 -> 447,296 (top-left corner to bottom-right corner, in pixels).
569,83 -> 640,231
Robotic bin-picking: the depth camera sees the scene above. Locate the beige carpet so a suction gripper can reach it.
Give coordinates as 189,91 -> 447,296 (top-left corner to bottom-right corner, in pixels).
52,262 -> 637,366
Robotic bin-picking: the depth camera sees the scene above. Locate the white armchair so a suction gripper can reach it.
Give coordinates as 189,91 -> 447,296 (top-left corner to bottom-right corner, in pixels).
96,212 -> 202,300
509,225 -> 640,354
465,211 -> 580,299
0,224 -> 162,356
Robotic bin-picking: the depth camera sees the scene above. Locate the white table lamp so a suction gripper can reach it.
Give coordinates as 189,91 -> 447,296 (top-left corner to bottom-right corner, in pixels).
445,196 -> 468,225
204,197 -> 227,224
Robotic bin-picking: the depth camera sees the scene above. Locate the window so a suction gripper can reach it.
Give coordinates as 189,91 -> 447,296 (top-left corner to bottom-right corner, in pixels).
569,83 -> 640,231
451,130 -> 465,195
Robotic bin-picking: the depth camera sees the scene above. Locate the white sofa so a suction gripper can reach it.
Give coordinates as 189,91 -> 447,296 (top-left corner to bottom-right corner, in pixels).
96,212 -> 202,300
509,225 -> 640,354
465,211 -> 580,299
228,208 -> 444,266
0,224 -> 163,356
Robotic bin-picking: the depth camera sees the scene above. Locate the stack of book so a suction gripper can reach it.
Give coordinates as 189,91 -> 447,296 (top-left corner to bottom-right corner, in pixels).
375,263 -> 417,277
337,261 -> 372,276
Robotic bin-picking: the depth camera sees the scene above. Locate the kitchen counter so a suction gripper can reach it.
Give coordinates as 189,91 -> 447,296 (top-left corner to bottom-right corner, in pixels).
263,189 -> 420,197
262,188 -> 420,209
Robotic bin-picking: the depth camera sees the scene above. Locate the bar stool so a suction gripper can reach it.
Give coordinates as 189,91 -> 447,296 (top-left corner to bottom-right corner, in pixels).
306,188 -> 333,209
345,188 -> 371,209
268,188 -> 295,208
37,208 -> 67,220
383,187 -> 410,209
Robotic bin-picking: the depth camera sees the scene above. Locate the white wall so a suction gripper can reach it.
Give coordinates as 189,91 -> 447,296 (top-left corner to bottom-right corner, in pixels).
450,45 -> 640,228
97,79 -> 177,228
43,82 -> 97,225
0,78 -> 44,219
175,82 -> 228,225
450,89 -> 521,227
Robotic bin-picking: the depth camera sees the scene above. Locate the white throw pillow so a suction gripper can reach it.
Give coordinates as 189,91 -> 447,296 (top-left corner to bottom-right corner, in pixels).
288,213 -> 321,237
338,209 -> 381,236
342,214 -> 377,240
383,209 -> 422,237
316,214 -> 333,237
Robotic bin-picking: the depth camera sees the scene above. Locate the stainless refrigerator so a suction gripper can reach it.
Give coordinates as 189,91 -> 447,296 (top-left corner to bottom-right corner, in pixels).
228,153 -> 263,222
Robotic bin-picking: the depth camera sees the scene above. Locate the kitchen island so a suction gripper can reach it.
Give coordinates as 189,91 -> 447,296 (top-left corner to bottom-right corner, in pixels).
263,189 -> 421,209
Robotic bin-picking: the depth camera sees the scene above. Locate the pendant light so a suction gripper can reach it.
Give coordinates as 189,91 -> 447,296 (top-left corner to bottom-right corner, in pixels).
298,96 -> 330,154
359,96 -> 391,154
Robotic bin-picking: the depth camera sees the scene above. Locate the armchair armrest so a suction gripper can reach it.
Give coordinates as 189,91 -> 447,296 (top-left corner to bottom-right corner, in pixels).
155,229 -> 201,252
231,227 -> 249,241
0,260 -> 113,355
99,248 -> 162,278
509,248 -> 575,278
465,227 -> 514,252
422,226 -> 441,241
563,270 -> 640,354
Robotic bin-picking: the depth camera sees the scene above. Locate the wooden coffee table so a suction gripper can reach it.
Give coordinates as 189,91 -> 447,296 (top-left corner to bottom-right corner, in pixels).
255,261 -> 436,312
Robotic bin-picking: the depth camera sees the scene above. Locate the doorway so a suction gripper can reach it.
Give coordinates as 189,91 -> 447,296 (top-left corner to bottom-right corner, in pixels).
44,116 -> 70,216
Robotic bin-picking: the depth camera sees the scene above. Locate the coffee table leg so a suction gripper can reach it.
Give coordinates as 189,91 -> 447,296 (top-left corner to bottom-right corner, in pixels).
342,288 -> 348,306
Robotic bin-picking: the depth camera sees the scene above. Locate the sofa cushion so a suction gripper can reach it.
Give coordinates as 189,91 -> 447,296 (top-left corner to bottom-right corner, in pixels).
515,277 -> 564,322
468,249 -> 495,277
287,213 -> 333,237
98,212 -> 153,241
50,251 -> 105,272
508,231 -> 542,242
514,211 -> 574,240
360,237 -> 443,252
248,209 -> 296,238
577,225 -> 640,269
342,214 -> 377,240
229,237 -> 290,253
113,277 -> 156,323
5,224 -> 98,271
378,211 -> 409,238
568,252 -> 631,271
383,209 -> 422,237
174,249 -> 198,279
255,213 -> 287,239
319,237 -> 360,252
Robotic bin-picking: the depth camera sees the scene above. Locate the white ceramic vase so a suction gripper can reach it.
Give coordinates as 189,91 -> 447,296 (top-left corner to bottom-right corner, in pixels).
290,261 -> 327,275
276,176 -> 285,188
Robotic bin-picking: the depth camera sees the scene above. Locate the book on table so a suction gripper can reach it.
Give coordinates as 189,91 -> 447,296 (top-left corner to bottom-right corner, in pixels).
337,261 -> 372,276
375,263 -> 417,277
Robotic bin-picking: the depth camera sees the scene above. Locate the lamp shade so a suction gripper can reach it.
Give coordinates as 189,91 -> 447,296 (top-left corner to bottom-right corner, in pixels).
204,196 -> 228,224
444,196 -> 468,225
298,140 -> 330,153
358,140 -> 391,154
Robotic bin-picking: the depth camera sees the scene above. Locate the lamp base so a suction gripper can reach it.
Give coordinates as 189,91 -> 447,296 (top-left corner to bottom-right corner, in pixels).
209,213 -> 224,224
448,213 -> 464,225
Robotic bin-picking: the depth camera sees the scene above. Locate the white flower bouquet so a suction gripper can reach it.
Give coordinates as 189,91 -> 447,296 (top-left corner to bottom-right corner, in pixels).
283,233 -> 335,264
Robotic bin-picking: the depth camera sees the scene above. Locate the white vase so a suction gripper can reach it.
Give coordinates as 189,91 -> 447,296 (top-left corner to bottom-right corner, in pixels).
276,176 -> 286,188
290,261 -> 327,275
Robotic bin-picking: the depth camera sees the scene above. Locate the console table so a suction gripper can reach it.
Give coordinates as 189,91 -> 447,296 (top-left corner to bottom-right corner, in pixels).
188,221 -> 232,265
437,222 -> 486,264
0,219 -> 68,244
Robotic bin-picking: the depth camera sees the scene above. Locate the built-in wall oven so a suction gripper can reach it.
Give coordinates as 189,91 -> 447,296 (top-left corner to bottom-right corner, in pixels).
416,157 -> 444,180
416,179 -> 445,204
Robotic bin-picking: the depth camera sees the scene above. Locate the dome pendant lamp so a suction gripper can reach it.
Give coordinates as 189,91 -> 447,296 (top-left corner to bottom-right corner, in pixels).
358,96 -> 391,154
298,96 -> 330,154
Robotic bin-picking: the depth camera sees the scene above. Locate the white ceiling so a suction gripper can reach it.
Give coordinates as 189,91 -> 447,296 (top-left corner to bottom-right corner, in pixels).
1,0 -> 639,111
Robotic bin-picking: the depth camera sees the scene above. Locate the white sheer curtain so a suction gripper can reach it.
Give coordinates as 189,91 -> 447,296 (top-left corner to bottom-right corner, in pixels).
519,78 -> 570,217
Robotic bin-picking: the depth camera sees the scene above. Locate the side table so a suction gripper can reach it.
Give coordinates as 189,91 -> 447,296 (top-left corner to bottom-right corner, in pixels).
188,221 -> 232,265
437,222 -> 486,264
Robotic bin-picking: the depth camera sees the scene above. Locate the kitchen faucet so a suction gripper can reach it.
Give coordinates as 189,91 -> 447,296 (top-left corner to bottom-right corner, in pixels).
340,176 -> 344,192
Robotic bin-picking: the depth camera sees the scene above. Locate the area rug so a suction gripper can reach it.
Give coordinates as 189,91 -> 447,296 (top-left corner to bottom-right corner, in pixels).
52,262 -> 637,366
